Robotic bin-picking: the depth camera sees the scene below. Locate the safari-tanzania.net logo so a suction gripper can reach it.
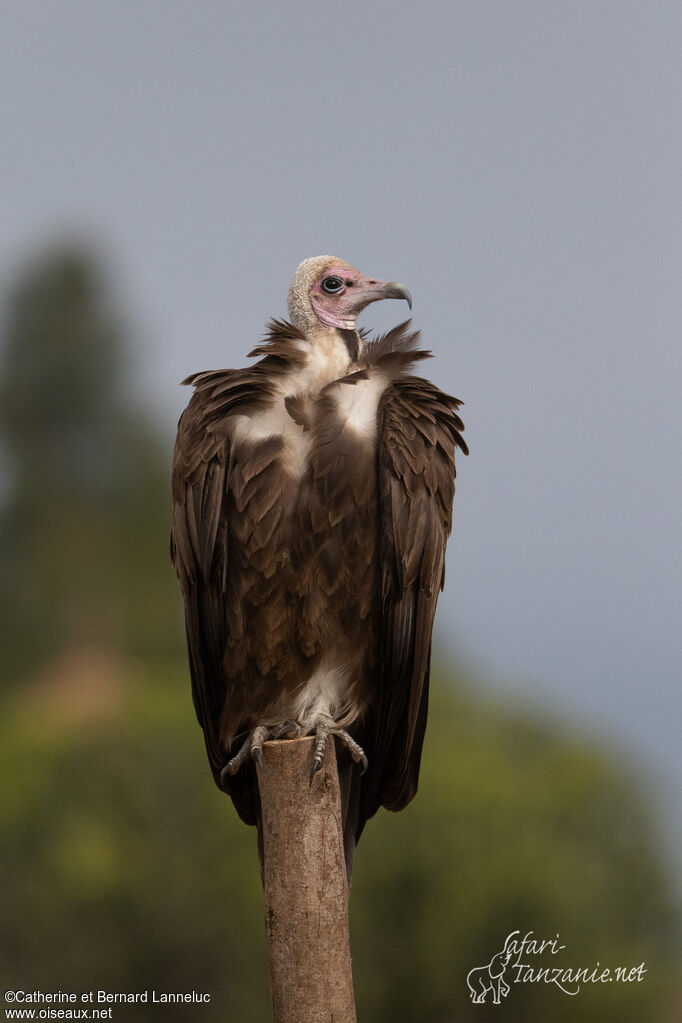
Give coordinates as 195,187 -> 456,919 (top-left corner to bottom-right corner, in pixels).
466,930 -> 647,1005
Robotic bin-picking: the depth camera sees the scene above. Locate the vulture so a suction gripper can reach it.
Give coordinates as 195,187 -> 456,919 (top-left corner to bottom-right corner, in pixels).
171,256 -> 467,874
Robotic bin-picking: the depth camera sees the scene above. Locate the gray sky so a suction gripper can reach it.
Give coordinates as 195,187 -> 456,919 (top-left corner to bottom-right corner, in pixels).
1,2 -> 680,868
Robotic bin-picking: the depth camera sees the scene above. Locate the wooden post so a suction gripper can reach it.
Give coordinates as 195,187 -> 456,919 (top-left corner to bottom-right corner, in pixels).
257,736 -> 357,1023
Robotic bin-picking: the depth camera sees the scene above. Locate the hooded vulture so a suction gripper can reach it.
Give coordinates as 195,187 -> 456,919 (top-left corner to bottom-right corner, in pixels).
171,256 -> 467,873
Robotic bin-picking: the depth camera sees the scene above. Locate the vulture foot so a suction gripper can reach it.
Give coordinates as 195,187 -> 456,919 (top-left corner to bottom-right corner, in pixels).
310,718 -> 368,781
220,720 -> 368,785
221,725 -> 271,780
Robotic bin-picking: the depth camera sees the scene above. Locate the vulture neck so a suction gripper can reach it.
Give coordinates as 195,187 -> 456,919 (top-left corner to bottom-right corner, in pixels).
296,324 -> 360,394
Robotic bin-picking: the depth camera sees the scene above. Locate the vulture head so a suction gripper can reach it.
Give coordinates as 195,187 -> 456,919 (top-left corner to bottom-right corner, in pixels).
287,255 -> 412,335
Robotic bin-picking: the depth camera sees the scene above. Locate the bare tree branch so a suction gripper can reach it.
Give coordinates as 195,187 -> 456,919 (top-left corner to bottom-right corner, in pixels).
258,736 -> 357,1023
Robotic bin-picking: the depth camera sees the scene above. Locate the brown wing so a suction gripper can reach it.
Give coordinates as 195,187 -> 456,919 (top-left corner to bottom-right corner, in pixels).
356,375 -> 468,833
171,375 -> 233,760
171,367 -> 265,823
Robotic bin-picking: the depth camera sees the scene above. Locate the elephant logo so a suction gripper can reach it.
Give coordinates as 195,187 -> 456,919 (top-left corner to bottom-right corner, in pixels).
466,936 -> 514,1005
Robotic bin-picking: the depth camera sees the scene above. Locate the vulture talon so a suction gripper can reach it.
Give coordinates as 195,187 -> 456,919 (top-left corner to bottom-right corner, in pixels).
333,728 -> 369,774
222,725 -> 270,780
308,717 -> 369,777
310,718 -> 331,782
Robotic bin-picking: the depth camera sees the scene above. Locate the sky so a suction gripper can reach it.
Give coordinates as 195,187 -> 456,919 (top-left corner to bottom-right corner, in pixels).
1,2 -> 680,868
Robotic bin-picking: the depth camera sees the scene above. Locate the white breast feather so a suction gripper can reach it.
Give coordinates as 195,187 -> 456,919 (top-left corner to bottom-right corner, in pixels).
284,329 -> 350,396
231,403 -> 311,478
230,328 -> 353,478
335,373 -> 388,440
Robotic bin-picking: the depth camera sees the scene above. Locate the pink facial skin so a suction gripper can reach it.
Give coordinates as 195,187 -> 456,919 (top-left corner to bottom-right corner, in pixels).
309,265 -> 412,330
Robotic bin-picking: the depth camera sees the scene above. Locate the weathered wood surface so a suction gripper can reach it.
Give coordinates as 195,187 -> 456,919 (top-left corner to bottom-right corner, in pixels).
257,736 -> 357,1023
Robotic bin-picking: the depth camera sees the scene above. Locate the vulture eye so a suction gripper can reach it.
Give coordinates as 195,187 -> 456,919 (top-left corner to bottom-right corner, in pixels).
321,276 -> 343,294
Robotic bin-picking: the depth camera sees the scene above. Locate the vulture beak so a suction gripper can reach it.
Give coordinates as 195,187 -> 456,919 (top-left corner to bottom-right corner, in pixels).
380,281 -> 413,309
353,278 -> 413,312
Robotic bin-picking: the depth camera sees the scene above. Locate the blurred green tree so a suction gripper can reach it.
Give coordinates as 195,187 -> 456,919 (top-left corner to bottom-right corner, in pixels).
0,246 -> 182,682
351,678 -> 678,1021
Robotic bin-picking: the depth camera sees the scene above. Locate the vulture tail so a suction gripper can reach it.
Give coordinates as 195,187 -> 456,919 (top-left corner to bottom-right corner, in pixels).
337,748 -> 364,882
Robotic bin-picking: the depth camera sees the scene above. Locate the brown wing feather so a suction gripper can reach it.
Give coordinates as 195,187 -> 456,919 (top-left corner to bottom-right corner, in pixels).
357,375 -> 468,831
171,367 -> 265,823
171,378 -> 233,761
